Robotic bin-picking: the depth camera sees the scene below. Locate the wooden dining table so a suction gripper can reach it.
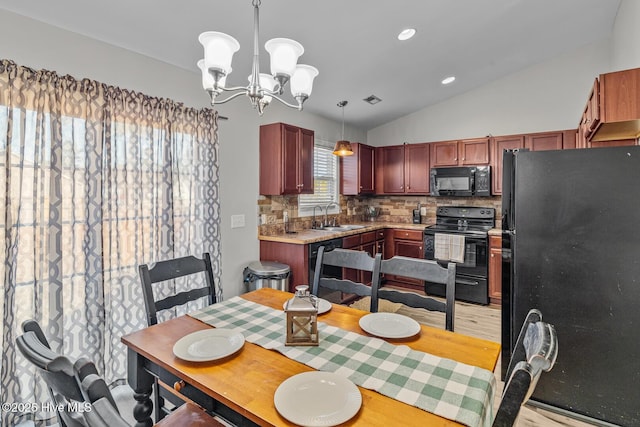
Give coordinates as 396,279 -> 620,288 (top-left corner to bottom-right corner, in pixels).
122,288 -> 501,427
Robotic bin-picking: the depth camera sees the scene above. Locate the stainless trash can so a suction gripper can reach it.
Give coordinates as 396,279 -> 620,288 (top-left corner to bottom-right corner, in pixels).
243,261 -> 290,292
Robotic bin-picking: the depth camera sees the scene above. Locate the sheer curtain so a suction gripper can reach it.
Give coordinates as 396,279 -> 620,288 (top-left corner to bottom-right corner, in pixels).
0,60 -> 221,426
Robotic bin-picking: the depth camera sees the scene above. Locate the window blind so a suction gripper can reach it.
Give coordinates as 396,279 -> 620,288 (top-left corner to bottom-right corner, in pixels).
299,139 -> 339,212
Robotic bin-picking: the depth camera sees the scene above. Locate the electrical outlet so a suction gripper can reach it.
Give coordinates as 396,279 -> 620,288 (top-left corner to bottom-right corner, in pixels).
231,214 -> 245,228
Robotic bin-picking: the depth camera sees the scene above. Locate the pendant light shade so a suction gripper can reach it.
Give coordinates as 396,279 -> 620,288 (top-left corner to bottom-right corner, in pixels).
333,100 -> 354,156
333,140 -> 354,156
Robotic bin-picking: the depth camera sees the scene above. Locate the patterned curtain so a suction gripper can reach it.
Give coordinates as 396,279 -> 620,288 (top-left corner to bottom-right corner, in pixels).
0,59 -> 221,426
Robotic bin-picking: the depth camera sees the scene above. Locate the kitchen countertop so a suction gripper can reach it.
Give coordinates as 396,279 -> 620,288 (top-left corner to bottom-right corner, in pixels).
259,222 -> 430,244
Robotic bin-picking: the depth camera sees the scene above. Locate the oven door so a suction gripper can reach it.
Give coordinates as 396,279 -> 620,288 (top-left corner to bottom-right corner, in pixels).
423,232 -> 488,277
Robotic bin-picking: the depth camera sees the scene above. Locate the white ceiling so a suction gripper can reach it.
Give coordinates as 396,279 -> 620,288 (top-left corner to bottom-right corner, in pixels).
0,0 -> 621,131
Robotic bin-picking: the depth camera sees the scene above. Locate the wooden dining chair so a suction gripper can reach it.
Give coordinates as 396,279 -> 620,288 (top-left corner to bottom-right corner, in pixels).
311,246 -> 382,310
493,309 -> 559,427
138,252 -> 217,422
373,256 -> 456,331
79,373 -> 225,427
16,320 -> 113,427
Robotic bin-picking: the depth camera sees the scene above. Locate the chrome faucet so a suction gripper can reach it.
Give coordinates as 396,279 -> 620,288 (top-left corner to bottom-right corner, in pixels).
312,205 -> 323,229
324,202 -> 339,227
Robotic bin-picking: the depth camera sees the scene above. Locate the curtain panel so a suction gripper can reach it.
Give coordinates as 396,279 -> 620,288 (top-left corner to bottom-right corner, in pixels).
0,59 -> 221,426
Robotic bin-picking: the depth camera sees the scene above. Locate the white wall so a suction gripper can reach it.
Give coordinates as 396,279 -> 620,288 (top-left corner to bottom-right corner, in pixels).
367,40 -> 611,146
610,0 -> 640,71
367,0 -> 640,147
0,10 -> 366,299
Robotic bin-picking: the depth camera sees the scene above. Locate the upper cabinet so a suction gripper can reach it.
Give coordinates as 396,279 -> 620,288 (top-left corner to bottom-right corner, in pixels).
260,122 -> 314,195
430,138 -> 490,167
580,67 -> 640,145
489,135 -> 524,195
340,142 -> 375,195
489,130 -> 575,195
375,143 -> 430,195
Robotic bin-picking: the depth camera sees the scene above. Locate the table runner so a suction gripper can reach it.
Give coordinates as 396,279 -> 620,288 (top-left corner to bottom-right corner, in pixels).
189,297 -> 496,427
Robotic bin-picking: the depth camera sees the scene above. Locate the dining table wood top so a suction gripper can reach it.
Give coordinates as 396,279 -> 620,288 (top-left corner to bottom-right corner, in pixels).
122,288 -> 501,427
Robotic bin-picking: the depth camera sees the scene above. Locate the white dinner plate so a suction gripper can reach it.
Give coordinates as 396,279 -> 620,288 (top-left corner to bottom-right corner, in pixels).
274,371 -> 362,426
282,298 -> 332,314
172,329 -> 245,362
358,312 -> 421,339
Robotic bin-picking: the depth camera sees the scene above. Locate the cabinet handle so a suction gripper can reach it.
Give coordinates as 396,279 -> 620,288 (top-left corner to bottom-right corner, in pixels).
400,185 -> 404,190
491,253 -> 494,258
462,157 -> 465,161
359,185 -> 363,190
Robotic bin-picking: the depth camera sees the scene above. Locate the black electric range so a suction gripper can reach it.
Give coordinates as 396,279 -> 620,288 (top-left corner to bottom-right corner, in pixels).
423,206 -> 495,304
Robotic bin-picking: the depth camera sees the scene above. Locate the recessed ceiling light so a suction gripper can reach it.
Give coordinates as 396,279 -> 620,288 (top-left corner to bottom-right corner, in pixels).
441,76 -> 456,85
397,28 -> 416,41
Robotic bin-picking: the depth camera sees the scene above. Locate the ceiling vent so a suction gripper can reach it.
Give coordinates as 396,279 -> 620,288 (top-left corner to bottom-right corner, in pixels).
363,95 -> 382,105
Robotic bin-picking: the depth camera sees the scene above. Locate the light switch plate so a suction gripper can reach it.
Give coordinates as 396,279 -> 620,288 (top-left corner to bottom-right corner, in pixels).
231,214 -> 245,228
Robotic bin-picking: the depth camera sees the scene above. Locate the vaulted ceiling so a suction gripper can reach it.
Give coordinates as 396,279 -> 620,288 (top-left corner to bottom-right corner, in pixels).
0,0 -> 621,130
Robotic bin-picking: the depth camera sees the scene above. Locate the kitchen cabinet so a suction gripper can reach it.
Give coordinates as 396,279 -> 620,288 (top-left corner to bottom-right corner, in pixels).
383,229 -> 424,290
343,230 -> 384,284
259,122 -> 314,195
489,135 -> 524,195
490,130 -> 575,195
375,143 -> 430,195
430,138 -> 490,167
488,235 -> 502,305
591,67 -> 640,142
259,240 -> 308,292
340,142 -> 375,195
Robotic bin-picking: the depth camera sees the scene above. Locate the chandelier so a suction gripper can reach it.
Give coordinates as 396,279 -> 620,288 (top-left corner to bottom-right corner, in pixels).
197,0 -> 319,115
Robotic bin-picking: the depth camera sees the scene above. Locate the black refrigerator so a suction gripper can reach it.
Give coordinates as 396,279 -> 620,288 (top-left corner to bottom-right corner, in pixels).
501,146 -> 640,426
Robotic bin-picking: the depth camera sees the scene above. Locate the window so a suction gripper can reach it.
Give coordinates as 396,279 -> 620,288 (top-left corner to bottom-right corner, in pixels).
299,138 -> 339,215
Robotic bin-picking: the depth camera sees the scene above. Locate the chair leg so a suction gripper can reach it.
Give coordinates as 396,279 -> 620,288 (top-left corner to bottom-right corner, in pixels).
153,379 -> 166,423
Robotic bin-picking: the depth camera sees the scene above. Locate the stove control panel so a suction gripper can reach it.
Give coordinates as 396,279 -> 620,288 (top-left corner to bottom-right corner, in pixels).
436,206 -> 495,219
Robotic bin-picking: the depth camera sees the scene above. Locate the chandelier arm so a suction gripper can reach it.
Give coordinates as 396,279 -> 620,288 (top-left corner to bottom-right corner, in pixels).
210,90 -> 248,105
269,93 -> 304,111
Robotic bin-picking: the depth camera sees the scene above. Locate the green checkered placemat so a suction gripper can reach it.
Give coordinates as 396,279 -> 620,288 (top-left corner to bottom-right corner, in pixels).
189,296 -> 496,427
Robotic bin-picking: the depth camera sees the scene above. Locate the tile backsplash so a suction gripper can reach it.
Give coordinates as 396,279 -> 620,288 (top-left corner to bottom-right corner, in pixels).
258,194 -> 502,236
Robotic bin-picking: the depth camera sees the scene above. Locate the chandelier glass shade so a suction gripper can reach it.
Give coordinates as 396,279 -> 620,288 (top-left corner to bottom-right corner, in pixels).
198,0 -> 318,115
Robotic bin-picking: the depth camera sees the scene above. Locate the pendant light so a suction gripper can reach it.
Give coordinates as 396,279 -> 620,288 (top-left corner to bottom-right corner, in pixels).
333,101 -> 354,156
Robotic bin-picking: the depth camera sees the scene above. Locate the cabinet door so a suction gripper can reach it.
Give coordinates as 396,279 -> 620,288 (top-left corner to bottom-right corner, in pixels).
525,132 -> 563,152
430,140 -> 459,167
460,138 -> 489,165
405,143 -> 430,194
490,135 -> 525,195
586,78 -> 600,135
379,145 -> 405,193
361,241 -> 376,284
359,144 -> 375,193
590,139 -> 637,148
392,240 -> 424,287
298,128 -> 315,194
282,124 -> 301,194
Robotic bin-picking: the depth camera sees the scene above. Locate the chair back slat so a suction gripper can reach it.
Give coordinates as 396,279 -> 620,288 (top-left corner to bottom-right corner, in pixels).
139,253 -> 216,326
311,247 -> 381,311
16,321 -> 111,427
375,256 -> 456,331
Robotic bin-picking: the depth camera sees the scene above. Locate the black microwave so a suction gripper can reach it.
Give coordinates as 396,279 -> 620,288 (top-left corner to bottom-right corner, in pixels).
430,166 -> 491,197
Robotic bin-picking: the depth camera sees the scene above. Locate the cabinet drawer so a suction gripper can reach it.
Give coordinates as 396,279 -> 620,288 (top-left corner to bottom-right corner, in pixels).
489,235 -> 501,248
361,231 -> 376,244
392,229 -> 423,241
343,235 -> 361,248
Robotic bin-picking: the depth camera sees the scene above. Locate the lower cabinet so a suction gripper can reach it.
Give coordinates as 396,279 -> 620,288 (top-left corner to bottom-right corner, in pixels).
383,229 -> 424,290
343,230 -> 384,284
259,241 -> 308,292
488,235 -> 502,305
